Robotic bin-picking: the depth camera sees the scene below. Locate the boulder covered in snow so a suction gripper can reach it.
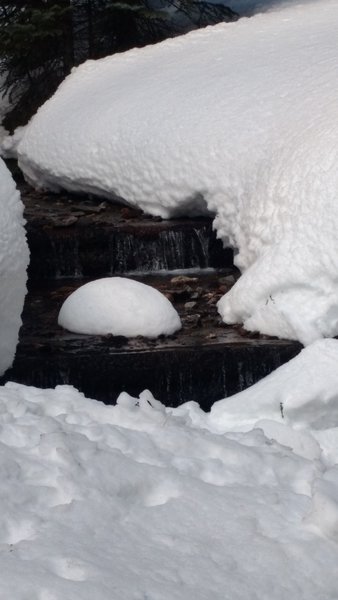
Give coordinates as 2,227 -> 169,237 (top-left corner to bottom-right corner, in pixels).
17,0 -> 338,344
0,158 -> 29,374
58,277 -> 181,337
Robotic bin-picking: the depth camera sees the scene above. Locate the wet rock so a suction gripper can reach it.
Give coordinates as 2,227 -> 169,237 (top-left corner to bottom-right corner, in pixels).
120,207 -> 141,220
54,216 -> 78,227
204,292 -> 219,305
219,274 -> 237,286
172,287 -> 193,302
236,326 -> 260,339
171,275 -> 198,285
184,314 -> 202,327
72,202 -> 107,214
184,301 -> 197,310
103,334 -> 129,347
70,211 -> 86,217
206,332 -> 217,339
190,291 -> 200,300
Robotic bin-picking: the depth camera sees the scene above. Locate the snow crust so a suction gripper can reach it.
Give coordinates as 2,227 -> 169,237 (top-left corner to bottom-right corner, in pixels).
58,277 -> 181,337
0,159 -> 29,375
2,339 -> 338,599
17,0 -> 338,344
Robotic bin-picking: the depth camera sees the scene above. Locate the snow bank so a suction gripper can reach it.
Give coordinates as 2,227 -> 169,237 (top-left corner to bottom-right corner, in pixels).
58,276 -> 181,337
17,0 -> 338,344
2,340 -> 338,598
207,338 -> 338,438
0,159 -> 29,375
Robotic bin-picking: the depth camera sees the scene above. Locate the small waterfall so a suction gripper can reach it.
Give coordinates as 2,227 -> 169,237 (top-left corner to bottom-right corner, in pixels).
27,229 -> 83,280
109,224 -> 233,275
3,338 -> 301,409
50,236 -> 83,279
18,190 -> 301,409
27,216 -> 233,281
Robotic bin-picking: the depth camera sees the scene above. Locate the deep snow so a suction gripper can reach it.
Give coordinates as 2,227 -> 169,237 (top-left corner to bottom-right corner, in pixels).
2,340 -> 338,599
16,0 -> 338,344
0,159 -> 29,375
58,277 -> 181,337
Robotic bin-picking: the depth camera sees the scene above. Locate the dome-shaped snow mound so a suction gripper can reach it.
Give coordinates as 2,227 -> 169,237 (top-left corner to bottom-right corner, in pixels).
0,158 -> 29,375
58,277 -> 181,338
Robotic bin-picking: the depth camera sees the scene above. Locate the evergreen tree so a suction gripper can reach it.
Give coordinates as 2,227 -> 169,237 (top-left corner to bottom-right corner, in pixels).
0,1 -> 74,129
0,0 -> 237,130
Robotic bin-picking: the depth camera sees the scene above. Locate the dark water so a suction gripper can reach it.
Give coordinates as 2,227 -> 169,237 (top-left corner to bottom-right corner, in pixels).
2,274 -> 301,410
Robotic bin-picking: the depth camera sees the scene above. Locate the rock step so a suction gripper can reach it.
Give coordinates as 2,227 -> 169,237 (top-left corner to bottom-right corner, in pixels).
23,185 -> 233,280
3,272 -> 301,409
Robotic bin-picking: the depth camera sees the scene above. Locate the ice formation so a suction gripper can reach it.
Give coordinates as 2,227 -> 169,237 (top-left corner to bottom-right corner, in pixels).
58,276 -> 181,337
17,0 -> 338,343
0,159 -> 29,375
2,339 -> 338,598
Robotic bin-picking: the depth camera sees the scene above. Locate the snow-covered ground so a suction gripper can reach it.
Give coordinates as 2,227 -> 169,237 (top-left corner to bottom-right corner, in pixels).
1,339 -> 338,599
16,0 -> 338,344
0,159 -> 29,375
58,277 -> 181,337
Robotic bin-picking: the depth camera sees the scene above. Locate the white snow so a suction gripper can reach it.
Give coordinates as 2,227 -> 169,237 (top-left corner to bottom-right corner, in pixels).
16,0 -> 338,345
1,125 -> 27,159
1,339 -> 338,598
58,276 -> 181,337
0,159 -> 29,375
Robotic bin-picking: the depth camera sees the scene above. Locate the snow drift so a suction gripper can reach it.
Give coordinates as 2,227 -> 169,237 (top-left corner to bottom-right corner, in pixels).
17,0 -> 338,344
0,159 -> 29,375
2,339 -> 338,599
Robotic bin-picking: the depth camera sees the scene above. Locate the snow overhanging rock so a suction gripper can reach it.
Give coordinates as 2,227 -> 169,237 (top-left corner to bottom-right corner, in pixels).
17,0 -> 338,344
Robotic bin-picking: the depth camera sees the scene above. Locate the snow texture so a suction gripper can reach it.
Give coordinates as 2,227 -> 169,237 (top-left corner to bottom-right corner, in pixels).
0,159 -> 29,375
1,126 -> 27,159
17,0 -> 338,345
58,276 -> 182,337
1,339 -> 338,599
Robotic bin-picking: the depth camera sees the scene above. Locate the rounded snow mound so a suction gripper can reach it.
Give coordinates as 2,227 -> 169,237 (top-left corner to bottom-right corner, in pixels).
58,277 -> 181,338
0,158 -> 29,375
